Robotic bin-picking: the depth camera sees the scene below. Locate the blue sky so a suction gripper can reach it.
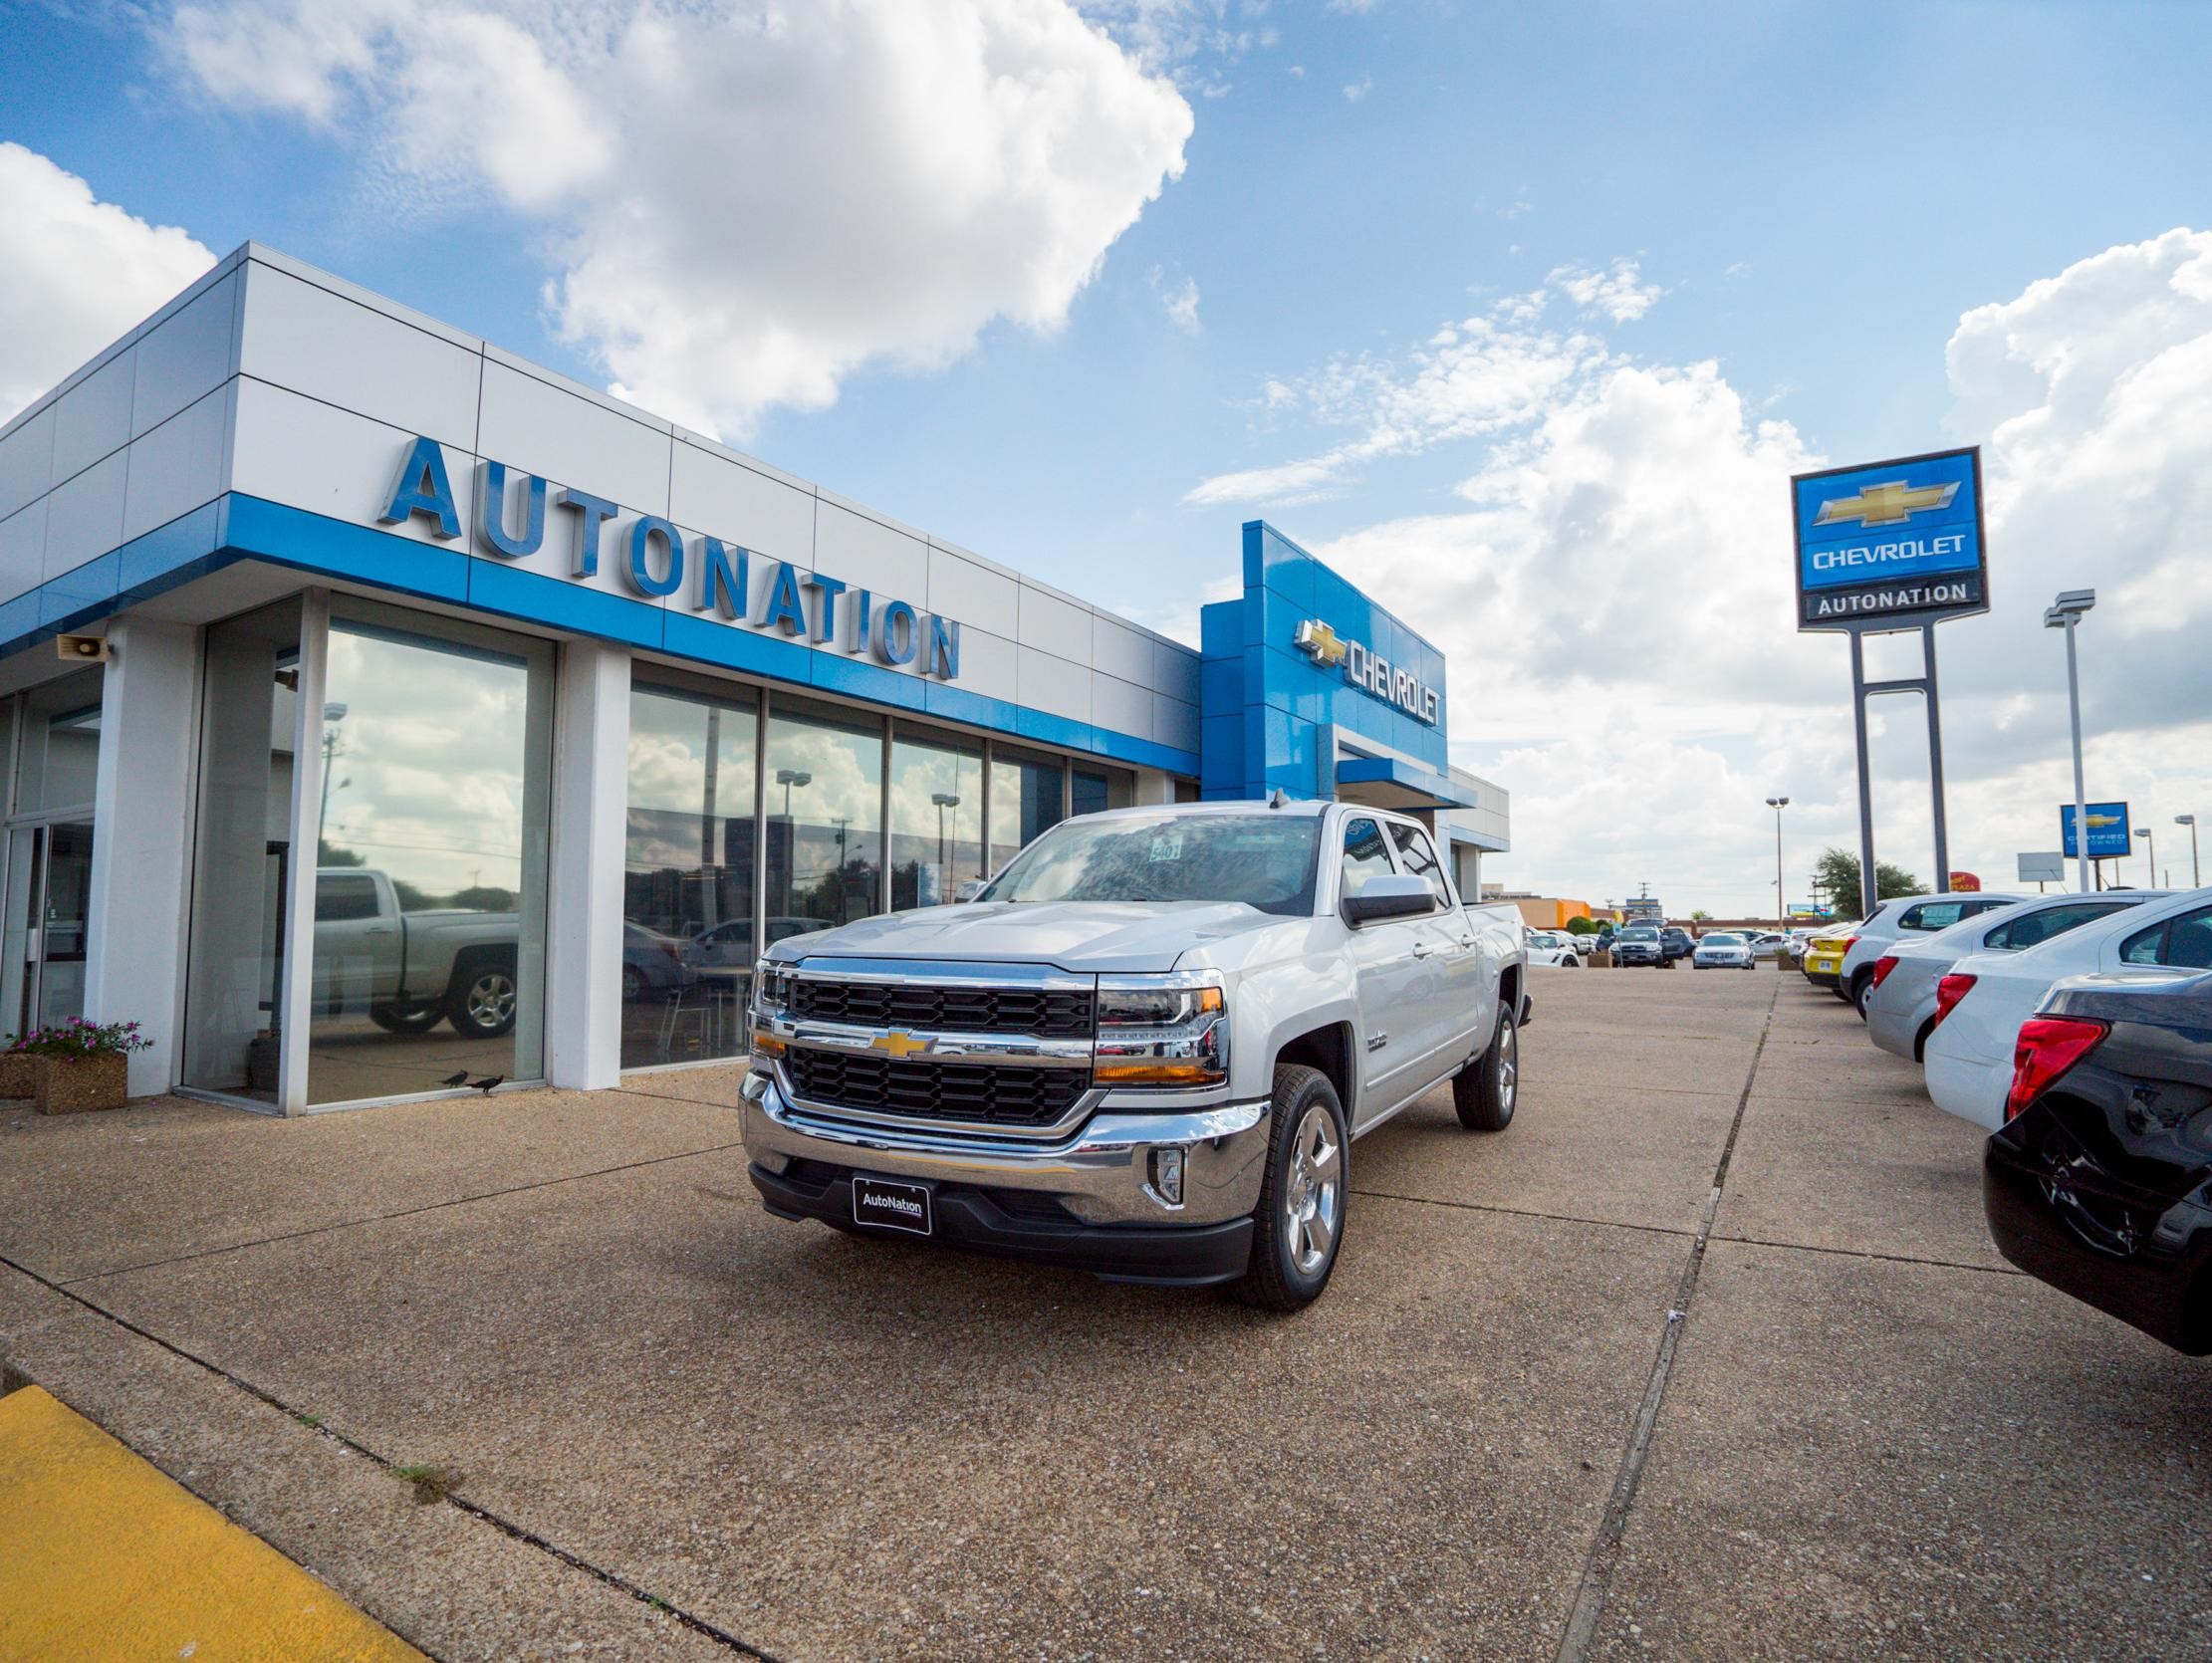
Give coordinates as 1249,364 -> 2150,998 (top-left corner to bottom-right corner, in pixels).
5,1 -> 2210,910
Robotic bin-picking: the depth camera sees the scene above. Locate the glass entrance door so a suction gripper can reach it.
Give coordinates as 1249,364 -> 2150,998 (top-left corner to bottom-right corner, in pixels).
2,820 -> 95,1039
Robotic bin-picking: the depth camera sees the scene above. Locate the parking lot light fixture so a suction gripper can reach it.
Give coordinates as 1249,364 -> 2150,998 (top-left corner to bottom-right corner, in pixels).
2136,827 -> 2156,888
2044,591 -> 2095,893
1764,796 -> 1790,927
2178,815 -> 2200,887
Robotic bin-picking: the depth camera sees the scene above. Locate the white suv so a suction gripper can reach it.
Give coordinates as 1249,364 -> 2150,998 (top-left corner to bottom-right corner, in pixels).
1838,892 -> 2029,1019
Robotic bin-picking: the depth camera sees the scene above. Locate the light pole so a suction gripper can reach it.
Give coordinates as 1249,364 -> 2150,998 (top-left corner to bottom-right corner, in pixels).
775,767 -> 811,819
1764,796 -> 1789,928
931,792 -> 960,897
2179,815 -> 2201,888
2044,590 -> 2095,893
2136,827 -> 2156,889
318,702 -> 349,832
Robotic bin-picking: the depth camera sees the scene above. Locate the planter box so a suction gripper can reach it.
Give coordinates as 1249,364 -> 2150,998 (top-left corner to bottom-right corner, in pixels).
34,1053 -> 129,1115
0,1052 -> 36,1098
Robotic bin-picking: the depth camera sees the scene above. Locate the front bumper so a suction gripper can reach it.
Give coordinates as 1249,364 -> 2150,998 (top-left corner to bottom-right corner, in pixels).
739,1070 -> 1273,1284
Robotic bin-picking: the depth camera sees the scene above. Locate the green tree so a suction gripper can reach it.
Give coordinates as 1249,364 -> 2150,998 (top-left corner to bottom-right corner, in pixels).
1689,908 -> 1712,922
1813,847 -> 1924,920
1565,915 -> 1598,935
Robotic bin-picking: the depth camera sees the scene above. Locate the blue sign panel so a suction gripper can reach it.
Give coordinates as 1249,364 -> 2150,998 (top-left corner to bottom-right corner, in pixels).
1790,447 -> 1987,630
2061,801 -> 2132,859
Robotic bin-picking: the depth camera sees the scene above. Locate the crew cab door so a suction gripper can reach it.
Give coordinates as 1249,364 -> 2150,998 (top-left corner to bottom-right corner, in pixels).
313,870 -> 402,1009
1384,820 -> 1484,1070
1338,815 -> 1435,1128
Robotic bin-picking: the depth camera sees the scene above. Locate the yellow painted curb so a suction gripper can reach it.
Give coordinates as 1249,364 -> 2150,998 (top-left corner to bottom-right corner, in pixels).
0,1383 -> 423,1662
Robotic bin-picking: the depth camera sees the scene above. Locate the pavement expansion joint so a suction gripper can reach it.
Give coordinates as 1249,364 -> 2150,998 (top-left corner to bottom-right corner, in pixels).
0,1250 -> 779,1662
1350,1187 -> 1698,1242
1553,976 -> 1779,1663
1708,1232 -> 2025,1278
55,1140 -> 749,1289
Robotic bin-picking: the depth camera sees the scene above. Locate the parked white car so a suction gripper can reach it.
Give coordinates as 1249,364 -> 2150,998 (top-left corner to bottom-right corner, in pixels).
1526,930 -> 1583,968
1691,932 -> 1756,970
1864,892 -> 2161,1063
1834,891 -> 2031,1018
1923,888 -> 2212,1129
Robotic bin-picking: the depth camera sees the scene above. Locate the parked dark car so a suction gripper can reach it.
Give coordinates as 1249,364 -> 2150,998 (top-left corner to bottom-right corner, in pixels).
1658,926 -> 1693,965
1984,968 -> 2212,1355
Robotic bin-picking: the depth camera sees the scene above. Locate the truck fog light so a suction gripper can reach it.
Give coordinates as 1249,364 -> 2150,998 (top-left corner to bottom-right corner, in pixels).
1150,1146 -> 1186,1208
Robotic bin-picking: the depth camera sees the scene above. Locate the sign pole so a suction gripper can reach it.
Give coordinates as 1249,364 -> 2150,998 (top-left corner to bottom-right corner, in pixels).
1923,622 -> 1950,891
1849,628 -> 1878,919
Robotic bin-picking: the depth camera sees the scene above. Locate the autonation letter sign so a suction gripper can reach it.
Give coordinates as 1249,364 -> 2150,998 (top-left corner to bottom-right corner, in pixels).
1789,446 -> 1988,631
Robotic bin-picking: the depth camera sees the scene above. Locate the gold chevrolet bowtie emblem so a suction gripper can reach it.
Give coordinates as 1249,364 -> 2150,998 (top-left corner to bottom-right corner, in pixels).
1813,479 -> 1959,530
1294,618 -> 1349,666
869,1031 -> 930,1059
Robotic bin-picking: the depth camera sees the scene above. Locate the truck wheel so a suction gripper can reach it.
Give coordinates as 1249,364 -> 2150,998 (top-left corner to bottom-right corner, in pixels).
368,1001 -> 444,1035
447,956 -> 519,1040
1232,1065 -> 1348,1313
1454,1003 -> 1518,1132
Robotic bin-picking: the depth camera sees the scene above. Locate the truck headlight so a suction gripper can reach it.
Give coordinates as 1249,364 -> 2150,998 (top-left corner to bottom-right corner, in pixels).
1094,973 -> 1229,1088
750,960 -> 792,1060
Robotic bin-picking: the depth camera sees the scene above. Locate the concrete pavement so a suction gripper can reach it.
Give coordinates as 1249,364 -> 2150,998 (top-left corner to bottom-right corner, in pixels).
1,967 -> 2206,1658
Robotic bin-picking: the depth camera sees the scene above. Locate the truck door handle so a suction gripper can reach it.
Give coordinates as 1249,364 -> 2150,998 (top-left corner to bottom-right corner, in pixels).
1410,941 -> 1433,959
363,925 -> 397,936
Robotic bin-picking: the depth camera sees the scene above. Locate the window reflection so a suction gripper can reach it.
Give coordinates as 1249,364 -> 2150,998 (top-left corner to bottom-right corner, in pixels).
987,748 -> 1064,874
1071,764 -> 1133,820
307,612 -> 551,1105
890,733 -> 983,908
765,700 -> 883,931
623,683 -> 757,1069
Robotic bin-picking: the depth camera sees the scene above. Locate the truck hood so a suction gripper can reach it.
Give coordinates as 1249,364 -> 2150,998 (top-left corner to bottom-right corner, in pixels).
780,900 -> 1288,976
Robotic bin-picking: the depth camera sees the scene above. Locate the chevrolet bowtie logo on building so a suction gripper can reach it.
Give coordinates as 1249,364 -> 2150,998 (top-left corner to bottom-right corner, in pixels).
868,1031 -> 931,1059
1812,479 -> 1960,530
1293,618 -> 1349,667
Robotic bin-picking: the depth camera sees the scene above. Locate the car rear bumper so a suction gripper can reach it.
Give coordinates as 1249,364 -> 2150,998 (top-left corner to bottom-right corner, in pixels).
739,1070 -> 1273,1284
1924,1046 -> 2005,1130
1864,998 -> 1925,1060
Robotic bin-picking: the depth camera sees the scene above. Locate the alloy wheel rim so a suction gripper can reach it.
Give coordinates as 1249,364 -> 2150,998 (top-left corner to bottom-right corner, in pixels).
469,973 -> 517,1025
1284,1103 -> 1342,1275
1498,1021 -> 1517,1109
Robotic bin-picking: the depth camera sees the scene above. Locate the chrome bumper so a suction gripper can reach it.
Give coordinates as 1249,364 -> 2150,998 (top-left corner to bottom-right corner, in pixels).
740,1070 -> 1272,1228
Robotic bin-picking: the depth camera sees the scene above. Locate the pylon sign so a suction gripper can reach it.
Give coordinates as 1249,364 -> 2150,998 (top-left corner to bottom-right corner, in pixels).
1790,447 -> 1988,632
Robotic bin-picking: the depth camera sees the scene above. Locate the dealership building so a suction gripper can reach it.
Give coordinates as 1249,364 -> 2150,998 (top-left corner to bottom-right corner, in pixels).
0,244 -> 1509,1111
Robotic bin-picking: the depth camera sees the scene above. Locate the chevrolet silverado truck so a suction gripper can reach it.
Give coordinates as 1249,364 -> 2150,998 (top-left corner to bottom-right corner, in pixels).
740,800 -> 1528,1310
313,868 -> 521,1039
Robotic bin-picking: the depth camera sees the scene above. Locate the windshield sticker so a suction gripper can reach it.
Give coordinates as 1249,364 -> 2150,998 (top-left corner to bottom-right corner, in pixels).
1149,834 -> 1184,862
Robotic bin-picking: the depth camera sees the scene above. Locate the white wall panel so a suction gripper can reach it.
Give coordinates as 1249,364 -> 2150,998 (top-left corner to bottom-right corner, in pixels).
1017,646 -> 1091,725
1091,612 -> 1152,684
1154,638 -> 1201,707
816,500 -> 926,600
1155,692 -> 1200,754
1018,583 -> 1091,664
41,450 -> 126,580
925,544 -> 1018,637
122,383 -> 230,543
953,626 -> 1018,703
478,359 -> 670,516
239,265 -> 478,450
50,349 -> 135,486
0,405 -> 55,522
668,440 -> 815,570
131,272 -> 240,437
231,377 -> 481,554
0,500 -> 46,603
1092,672 -> 1152,742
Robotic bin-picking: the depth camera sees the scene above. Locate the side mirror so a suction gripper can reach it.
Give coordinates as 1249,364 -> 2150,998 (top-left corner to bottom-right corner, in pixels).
1343,873 -> 1434,924
953,880 -> 988,903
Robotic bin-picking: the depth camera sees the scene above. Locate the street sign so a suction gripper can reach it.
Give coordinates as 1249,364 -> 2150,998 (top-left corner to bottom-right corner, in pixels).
1791,447 -> 1988,633
2061,802 -> 2132,860
2017,851 -> 2067,883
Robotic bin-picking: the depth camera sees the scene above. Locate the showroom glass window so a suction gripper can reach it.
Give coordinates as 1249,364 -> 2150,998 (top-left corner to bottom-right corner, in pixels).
623,680 -> 759,1069
889,729 -> 983,909
764,697 -> 883,931
1070,764 -> 1134,821
987,747 -> 1065,874
306,605 -> 552,1106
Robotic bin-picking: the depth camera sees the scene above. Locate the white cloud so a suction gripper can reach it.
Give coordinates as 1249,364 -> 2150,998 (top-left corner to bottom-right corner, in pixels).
1149,264 -> 1202,333
1343,75 -> 1372,102
1191,231 -> 2212,913
1549,258 -> 1661,324
0,143 -> 215,422
162,0 -> 1193,439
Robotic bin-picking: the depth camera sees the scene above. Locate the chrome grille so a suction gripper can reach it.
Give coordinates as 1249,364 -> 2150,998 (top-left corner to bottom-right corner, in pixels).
788,979 -> 1094,1039
786,1049 -> 1088,1128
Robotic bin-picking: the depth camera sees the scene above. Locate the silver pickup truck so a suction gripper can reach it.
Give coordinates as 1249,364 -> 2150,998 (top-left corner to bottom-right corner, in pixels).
741,800 -> 1528,1310
313,868 -> 521,1039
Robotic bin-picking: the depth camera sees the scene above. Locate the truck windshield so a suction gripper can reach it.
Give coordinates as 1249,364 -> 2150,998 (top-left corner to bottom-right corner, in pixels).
983,814 -> 1322,916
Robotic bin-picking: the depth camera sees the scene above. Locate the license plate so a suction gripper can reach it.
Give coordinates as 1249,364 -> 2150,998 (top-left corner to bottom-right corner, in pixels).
851,1175 -> 933,1237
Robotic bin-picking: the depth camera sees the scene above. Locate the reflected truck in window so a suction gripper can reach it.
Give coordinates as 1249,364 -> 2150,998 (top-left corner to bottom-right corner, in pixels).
313,869 -> 521,1040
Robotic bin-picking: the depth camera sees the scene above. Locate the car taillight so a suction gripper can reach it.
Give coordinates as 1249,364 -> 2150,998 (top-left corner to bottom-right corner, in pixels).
2004,1017 -> 2108,1122
1931,973 -> 1976,1029
1869,955 -> 1899,991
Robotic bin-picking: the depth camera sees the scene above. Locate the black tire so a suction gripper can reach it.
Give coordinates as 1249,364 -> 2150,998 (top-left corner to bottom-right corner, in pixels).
1232,1065 -> 1348,1313
621,964 -> 644,1002
1454,1001 -> 1519,1131
1850,972 -> 1874,1020
447,955 -> 519,1040
367,1001 -> 444,1035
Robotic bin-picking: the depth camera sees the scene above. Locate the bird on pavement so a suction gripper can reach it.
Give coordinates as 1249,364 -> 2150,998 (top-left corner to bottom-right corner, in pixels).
439,1071 -> 469,1087
469,1075 -> 504,1094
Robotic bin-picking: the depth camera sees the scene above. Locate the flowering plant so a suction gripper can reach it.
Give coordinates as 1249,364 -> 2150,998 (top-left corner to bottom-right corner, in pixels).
10,1018 -> 152,1059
